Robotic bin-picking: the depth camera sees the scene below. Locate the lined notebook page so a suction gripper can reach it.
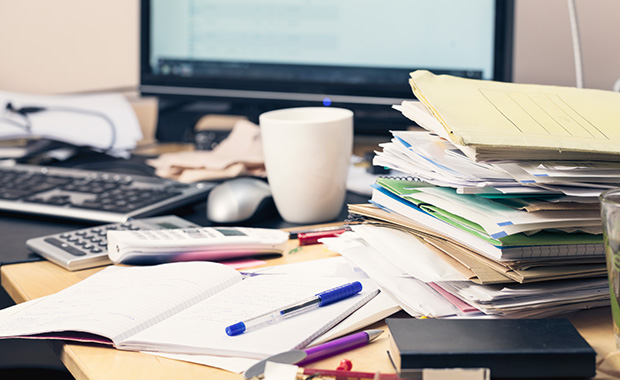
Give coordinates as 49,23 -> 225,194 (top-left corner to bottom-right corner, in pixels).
0,262 -> 241,344
120,276 -> 379,358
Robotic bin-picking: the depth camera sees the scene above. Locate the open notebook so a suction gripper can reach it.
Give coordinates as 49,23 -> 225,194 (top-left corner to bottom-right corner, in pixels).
0,261 -> 378,359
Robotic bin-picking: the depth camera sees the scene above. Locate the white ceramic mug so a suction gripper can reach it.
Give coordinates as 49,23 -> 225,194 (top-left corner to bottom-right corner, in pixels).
259,107 -> 353,224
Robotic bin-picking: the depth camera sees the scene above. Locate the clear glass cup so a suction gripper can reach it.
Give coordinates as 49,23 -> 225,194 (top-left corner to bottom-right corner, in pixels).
600,188 -> 620,349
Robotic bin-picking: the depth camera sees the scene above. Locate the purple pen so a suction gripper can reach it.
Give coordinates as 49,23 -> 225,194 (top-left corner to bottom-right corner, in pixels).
296,329 -> 383,366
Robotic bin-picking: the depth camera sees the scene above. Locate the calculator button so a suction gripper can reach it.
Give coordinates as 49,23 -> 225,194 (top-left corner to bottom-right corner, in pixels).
43,238 -> 86,256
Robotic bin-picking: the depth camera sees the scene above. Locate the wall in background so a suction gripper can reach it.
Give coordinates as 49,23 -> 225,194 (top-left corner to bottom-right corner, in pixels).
0,0 -> 138,94
0,0 -> 619,94
513,0 -> 620,90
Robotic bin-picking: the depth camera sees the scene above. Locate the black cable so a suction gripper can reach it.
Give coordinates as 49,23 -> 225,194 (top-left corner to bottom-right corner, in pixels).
5,102 -> 40,133
2,102 -> 117,152
0,116 -> 29,131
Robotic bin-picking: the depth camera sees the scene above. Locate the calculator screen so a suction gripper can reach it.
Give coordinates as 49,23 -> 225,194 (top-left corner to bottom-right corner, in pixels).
215,228 -> 247,237
157,222 -> 184,229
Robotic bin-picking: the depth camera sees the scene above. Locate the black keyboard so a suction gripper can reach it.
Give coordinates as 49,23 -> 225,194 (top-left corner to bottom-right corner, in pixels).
0,163 -> 214,223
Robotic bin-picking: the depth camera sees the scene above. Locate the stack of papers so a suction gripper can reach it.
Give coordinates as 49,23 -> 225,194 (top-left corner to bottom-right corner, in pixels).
375,128 -> 620,196
321,230 -> 609,318
323,71 -> 618,319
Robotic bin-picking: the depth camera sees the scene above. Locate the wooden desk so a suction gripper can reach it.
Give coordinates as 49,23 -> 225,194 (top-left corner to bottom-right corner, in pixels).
2,239 -> 620,380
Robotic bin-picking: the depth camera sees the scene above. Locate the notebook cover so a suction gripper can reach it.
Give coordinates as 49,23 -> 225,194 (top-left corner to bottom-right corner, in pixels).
386,318 -> 596,379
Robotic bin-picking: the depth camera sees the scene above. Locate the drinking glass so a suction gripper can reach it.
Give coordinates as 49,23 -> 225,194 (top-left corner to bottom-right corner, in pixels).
600,188 -> 620,349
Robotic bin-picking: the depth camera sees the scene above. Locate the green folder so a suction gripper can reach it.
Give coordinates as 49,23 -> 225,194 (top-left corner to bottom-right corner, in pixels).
374,178 -> 602,248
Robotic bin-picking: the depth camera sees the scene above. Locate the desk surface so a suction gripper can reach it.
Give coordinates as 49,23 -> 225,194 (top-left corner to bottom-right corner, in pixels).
2,239 -> 620,380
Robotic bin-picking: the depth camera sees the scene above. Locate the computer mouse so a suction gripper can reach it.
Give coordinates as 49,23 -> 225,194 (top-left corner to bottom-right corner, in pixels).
207,177 -> 274,223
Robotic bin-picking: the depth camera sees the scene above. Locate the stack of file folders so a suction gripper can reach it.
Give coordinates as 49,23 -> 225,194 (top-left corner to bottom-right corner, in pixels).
323,71 -> 620,319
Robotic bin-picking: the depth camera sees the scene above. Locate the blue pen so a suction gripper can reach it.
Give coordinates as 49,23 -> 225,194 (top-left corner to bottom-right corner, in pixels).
225,281 -> 363,336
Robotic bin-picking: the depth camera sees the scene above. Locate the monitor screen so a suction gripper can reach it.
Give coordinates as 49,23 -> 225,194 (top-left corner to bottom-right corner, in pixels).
141,0 -> 513,139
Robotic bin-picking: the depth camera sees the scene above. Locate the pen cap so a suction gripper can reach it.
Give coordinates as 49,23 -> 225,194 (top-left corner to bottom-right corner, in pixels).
225,322 -> 246,336
317,281 -> 362,306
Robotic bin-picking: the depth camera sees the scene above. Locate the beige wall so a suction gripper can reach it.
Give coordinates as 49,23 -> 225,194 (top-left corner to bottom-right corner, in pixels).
1,0 -> 619,94
0,0 -> 138,94
513,0 -> 620,90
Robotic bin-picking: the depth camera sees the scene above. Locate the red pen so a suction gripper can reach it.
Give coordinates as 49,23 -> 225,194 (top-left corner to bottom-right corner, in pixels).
297,228 -> 348,246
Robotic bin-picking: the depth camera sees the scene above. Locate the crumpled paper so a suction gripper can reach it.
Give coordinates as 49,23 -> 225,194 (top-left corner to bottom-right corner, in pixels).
147,120 -> 266,183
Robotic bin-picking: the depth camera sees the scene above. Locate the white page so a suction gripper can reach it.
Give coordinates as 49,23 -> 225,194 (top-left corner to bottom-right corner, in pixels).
264,361 -> 299,380
144,293 -> 402,374
435,279 -> 609,318
0,296 -> 47,320
536,183 -> 611,198
242,256 -> 364,278
120,275 -> 379,358
395,101 -> 447,139
145,293 -> 402,374
391,131 -> 512,181
310,291 -> 400,345
397,100 -> 481,161
321,233 -> 461,318
456,185 -> 561,196
350,224 -> 466,282
496,162 -> 620,184
0,90 -> 142,151
374,144 -> 513,190
143,258 -> 396,372
437,278 -> 607,304
0,262 -> 241,344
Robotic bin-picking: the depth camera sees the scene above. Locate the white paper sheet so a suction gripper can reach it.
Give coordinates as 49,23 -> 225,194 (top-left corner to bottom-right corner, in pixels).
321,232 -> 462,318
0,90 -> 142,153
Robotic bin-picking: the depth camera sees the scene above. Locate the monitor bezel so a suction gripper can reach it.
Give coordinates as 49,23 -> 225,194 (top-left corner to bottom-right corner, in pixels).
139,0 -> 514,137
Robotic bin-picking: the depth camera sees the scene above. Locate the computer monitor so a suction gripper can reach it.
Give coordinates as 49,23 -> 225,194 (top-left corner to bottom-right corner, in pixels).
140,0 -> 514,140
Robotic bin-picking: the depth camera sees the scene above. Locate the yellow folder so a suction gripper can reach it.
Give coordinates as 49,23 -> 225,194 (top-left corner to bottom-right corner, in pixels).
409,70 -> 620,161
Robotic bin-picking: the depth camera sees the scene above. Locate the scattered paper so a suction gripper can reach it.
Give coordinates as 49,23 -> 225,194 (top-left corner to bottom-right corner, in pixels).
0,90 -> 142,154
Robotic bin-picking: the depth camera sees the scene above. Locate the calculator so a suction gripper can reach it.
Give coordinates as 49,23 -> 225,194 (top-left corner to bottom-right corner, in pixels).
26,215 -> 199,271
